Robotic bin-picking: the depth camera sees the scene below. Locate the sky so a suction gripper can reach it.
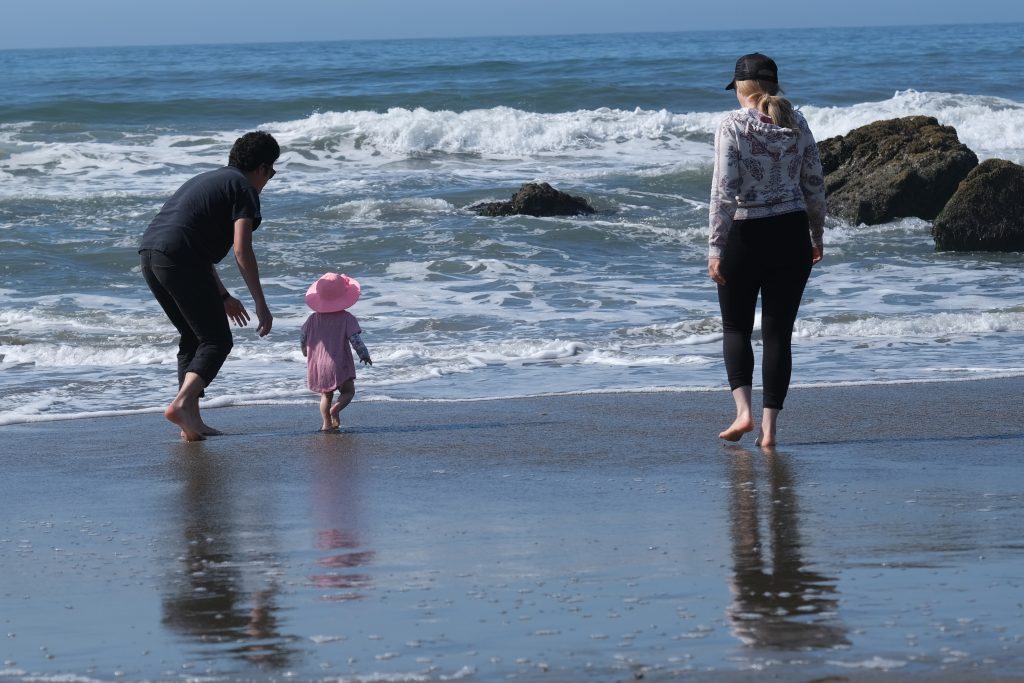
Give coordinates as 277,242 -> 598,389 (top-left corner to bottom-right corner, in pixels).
2,0 -> 1023,49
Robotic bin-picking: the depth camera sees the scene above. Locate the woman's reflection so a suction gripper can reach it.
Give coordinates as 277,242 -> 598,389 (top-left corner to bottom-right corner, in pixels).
727,448 -> 848,649
309,439 -> 375,601
161,451 -> 295,668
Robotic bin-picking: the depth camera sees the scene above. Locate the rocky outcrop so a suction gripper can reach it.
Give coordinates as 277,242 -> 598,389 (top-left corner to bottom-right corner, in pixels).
932,159 -> 1024,252
471,182 -> 595,217
818,116 -> 978,225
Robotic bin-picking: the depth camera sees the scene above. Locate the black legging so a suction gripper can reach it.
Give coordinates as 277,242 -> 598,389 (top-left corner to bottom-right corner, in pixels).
717,211 -> 813,410
140,249 -> 233,389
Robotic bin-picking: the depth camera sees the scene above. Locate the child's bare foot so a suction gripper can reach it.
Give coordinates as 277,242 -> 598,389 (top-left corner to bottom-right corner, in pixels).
320,422 -> 339,432
329,403 -> 343,426
166,402 -> 206,442
719,417 -> 754,442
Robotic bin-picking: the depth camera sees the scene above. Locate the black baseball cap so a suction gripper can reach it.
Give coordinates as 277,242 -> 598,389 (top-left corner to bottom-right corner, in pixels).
726,53 -> 779,90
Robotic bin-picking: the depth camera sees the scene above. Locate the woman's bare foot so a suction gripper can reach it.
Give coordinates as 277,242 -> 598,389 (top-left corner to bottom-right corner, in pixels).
755,428 -> 777,449
756,408 -> 779,449
719,416 -> 754,442
165,402 -> 206,442
720,385 -> 754,442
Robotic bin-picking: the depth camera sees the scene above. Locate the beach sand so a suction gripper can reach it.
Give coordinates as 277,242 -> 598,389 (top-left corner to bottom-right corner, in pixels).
2,379 -> 1023,682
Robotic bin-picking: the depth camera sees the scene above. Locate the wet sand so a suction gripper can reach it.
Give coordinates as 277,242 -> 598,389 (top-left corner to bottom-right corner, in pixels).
2,379 -> 1023,682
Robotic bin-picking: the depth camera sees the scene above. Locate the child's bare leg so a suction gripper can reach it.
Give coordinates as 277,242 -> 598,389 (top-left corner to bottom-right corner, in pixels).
319,391 -> 336,431
719,385 -> 754,442
166,372 -> 207,442
329,380 -> 356,427
756,407 -> 779,450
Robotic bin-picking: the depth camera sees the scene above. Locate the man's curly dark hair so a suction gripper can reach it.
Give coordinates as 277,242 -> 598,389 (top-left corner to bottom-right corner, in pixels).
228,131 -> 280,171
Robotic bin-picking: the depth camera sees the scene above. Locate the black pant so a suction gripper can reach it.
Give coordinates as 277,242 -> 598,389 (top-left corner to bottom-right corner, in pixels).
717,212 -> 813,410
140,249 -> 232,389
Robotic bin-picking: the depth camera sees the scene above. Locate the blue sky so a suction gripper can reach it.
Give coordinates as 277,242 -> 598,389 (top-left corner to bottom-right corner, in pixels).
3,0 -> 1023,49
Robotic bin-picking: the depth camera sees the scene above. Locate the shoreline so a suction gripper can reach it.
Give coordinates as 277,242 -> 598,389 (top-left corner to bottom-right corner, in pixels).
4,371 -> 1024,428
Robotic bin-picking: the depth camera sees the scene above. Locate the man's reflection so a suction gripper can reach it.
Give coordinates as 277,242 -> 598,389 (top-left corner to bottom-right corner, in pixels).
727,448 -> 847,649
161,451 -> 295,668
309,439 -> 375,601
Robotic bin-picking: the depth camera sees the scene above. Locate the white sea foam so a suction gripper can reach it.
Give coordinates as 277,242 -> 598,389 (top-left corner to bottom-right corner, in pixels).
0,343 -> 170,367
796,311 -> 1024,339
827,656 -> 907,670
802,90 -> 1024,162
2,91 -> 1021,201
324,197 -> 460,223
272,106 -> 706,159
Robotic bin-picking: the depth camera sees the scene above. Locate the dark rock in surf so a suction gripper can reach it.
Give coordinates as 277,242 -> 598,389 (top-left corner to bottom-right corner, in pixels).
932,159 -> 1024,252
817,115 -> 977,225
471,182 -> 596,217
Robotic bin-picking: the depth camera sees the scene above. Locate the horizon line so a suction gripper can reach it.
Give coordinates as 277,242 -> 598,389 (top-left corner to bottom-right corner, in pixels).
1,19 -> 1020,53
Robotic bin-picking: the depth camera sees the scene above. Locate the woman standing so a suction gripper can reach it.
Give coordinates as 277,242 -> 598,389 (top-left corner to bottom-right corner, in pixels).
708,53 -> 825,448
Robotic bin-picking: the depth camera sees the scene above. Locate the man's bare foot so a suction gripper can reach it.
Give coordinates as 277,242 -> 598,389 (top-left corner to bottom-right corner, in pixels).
719,417 -> 754,442
183,424 -> 223,439
185,403 -> 223,436
166,403 -> 206,442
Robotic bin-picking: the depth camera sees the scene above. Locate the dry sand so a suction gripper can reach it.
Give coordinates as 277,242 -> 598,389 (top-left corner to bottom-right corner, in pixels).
1,379 -> 1023,682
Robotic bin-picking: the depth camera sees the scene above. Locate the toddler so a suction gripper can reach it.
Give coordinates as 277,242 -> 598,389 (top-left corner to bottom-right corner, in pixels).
300,272 -> 372,431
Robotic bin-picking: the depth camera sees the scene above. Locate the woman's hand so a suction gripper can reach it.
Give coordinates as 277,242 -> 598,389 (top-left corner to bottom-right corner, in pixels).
224,295 -> 251,327
812,245 -> 824,265
708,258 -> 726,285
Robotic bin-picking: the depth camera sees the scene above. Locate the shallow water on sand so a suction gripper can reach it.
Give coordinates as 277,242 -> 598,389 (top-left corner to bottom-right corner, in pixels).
2,387 -> 1023,682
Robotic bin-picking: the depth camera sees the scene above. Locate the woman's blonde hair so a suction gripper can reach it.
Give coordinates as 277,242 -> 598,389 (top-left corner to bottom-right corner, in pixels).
735,79 -> 799,130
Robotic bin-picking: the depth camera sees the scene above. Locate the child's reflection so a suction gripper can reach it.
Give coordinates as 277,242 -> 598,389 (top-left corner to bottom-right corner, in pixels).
727,448 -> 848,649
161,451 -> 295,668
309,439 -> 375,601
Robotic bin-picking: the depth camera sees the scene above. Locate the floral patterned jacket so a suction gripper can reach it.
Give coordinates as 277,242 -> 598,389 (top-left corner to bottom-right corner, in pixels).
708,107 -> 826,259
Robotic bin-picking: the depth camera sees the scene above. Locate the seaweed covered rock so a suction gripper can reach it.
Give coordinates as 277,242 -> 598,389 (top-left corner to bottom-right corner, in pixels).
471,182 -> 595,217
932,159 -> 1024,252
817,116 -> 977,225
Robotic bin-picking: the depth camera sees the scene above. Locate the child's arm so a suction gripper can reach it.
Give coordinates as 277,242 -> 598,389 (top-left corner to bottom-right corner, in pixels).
349,333 -> 372,365
300,331 -> 307,357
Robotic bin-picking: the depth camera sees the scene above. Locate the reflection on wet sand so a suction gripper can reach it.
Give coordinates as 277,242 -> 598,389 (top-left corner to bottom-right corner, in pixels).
161,452 -> 296,668
727,448 -> 848,650
309,438 -> 375,601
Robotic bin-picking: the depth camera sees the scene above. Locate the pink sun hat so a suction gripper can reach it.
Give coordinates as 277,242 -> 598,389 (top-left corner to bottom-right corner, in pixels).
305,272 -> 361,313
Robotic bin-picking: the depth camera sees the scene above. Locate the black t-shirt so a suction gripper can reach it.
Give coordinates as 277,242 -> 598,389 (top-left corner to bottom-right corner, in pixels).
139,166 -> 261,264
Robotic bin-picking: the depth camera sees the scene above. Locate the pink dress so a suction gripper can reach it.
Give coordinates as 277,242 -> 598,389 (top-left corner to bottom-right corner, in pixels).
301,311 -> 362,392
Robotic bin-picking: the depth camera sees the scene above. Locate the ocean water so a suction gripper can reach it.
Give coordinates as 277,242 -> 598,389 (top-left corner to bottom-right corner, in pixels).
1,23 -> 1023,424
